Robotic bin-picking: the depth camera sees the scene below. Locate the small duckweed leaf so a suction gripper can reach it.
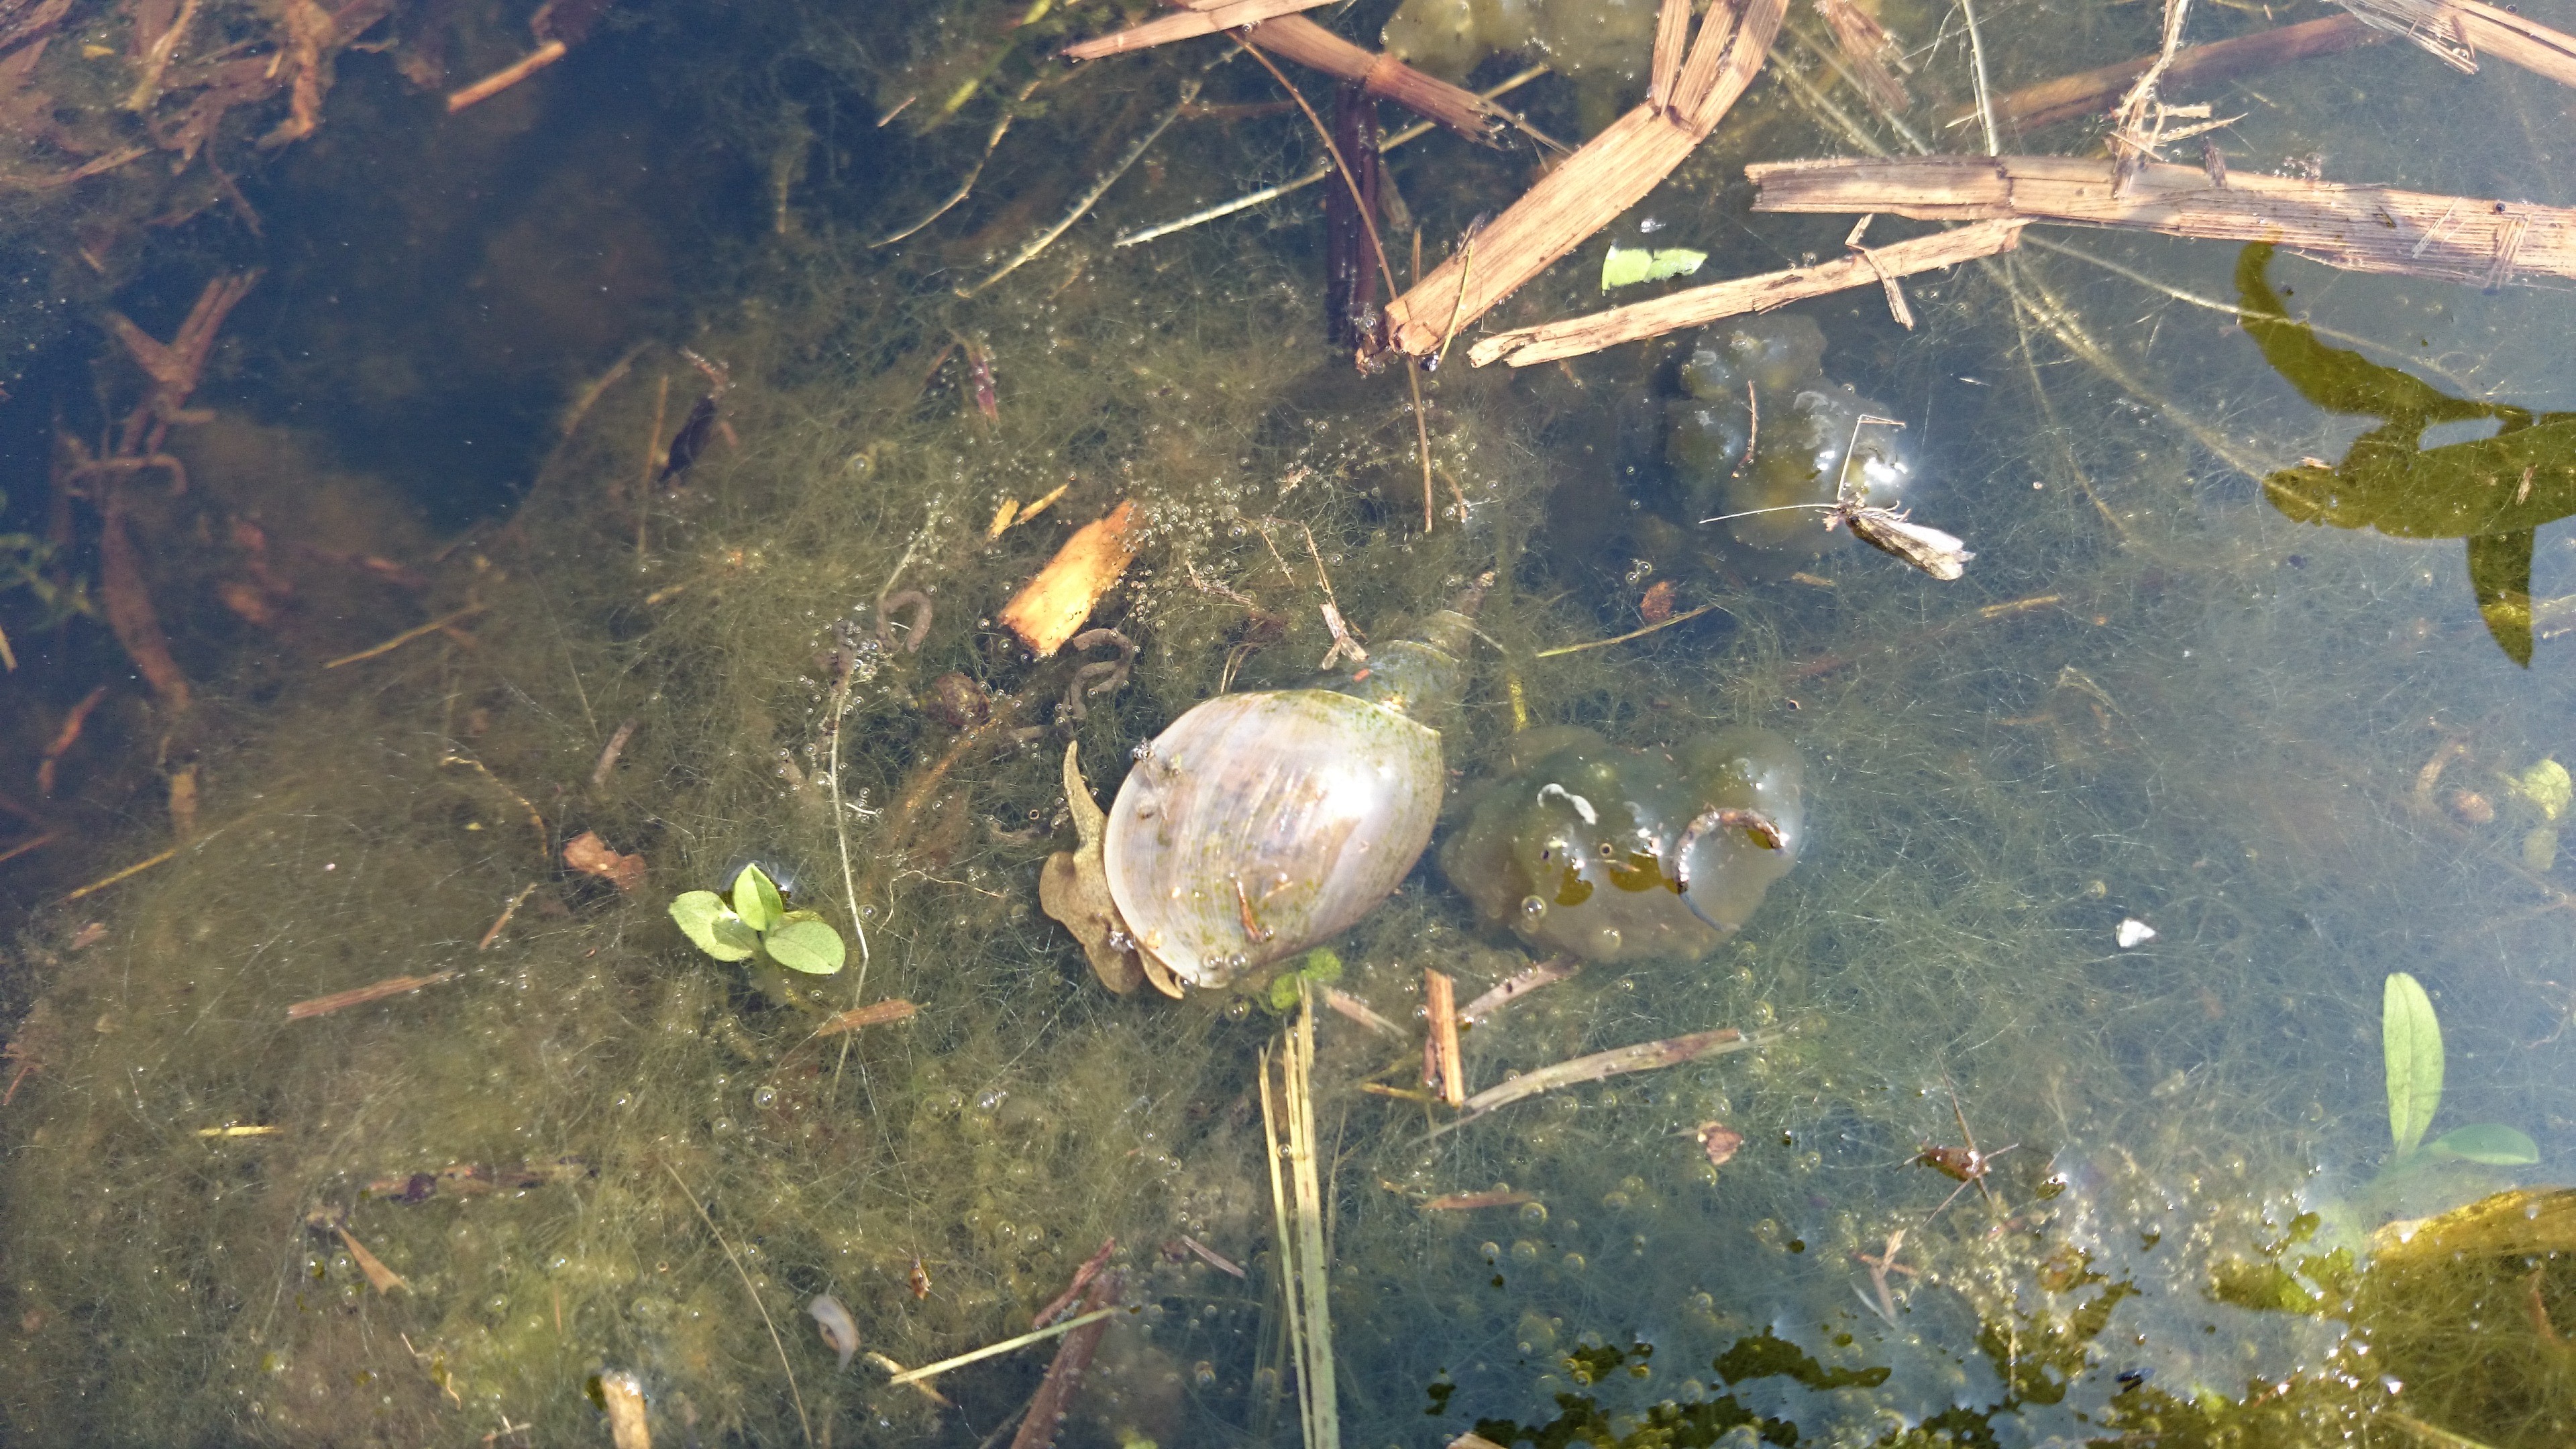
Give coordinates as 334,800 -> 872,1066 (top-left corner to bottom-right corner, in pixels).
1301,947 -> 1343,984
1601,244 -> 1707,290
733,863 -> 785,934
2384,971 -> 2443,1156
2514,759 -> 2572,821
1267,973 -> 1301,1013
2430,1123 -> 2539,1165
764,918 -> 847,975
671,891 -> 757,962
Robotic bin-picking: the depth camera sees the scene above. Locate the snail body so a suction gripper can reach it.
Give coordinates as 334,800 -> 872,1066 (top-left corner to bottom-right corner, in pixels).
1100,598 -> 1477,991
1440,726 -> 1806,963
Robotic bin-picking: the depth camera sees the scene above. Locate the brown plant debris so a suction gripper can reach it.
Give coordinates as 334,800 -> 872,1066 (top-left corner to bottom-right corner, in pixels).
35,684 -> 107,796
1423,1189 -> 1537,1210
304,1211 -> 407,1292
815,998 -> 919,1035
1378,0 -> 1786,358
2334,0 -> 2576,87
1749,155 -> 2576,289
1434,1026 -> 1770,1132
285,969 -> 461,1020
1422,967 -> 1465,1108
1458,957 -> 1578,1022
365,1157 -> 594,1202
1010,1269 -> 1122,1449
561,830 -> 645,892
1065,0 -> 1338,60
1958,15 -> 2377,133
1038,742 -> 1153,996
1470,219 -> 2027,367
1000,499 -> 1139,657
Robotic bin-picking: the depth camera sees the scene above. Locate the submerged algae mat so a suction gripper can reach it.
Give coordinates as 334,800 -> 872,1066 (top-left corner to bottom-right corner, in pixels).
15,9 -> 2576,1449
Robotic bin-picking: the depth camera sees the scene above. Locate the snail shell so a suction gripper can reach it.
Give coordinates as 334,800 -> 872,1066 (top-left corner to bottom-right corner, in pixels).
1100,600 -> 1477,991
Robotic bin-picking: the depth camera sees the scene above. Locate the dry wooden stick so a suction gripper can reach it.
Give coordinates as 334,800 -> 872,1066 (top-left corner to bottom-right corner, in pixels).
1378,0 -> 1786,358
1750,155 -> 2576,289
1954,15 -> 2378,132
1470,219 -> 2027,367
321,602 -> 489,669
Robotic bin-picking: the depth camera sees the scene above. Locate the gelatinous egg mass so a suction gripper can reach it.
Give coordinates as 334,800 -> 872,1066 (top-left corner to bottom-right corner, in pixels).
1666,316 -> 1919,555
1440,727 -> 1807,963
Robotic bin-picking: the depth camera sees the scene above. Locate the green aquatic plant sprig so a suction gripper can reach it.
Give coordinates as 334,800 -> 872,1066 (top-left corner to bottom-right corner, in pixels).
2382,972 -> 2536,1167
669,864 -> 847,975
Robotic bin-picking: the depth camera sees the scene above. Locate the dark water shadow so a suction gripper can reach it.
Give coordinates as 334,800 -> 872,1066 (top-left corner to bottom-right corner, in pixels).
2237,241 -> 2576,666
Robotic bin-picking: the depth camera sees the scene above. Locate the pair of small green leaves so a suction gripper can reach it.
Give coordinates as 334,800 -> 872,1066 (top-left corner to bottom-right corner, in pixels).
2383,972 -> 2536,1165
1263,948 -> 1344,1014
669,864 -> 847,975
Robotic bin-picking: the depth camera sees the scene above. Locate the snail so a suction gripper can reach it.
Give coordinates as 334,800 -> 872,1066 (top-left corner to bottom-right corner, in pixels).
1439,725 -> 1806,963
1042,586 -> 1483,996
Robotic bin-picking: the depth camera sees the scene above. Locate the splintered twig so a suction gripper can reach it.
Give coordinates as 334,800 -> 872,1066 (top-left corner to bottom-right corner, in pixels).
1423,969 -> 1465,1107
2337,0 -> 2576,87
1469,219 -> 2027,367
1459,957 -> 1578,1022
1379,0 -> 1787,358
1749,155 -> 2576,289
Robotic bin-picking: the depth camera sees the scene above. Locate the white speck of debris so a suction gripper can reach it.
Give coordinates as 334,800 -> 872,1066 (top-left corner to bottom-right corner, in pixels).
2116,918 -> 2156,949
1538,783 -> 1598,824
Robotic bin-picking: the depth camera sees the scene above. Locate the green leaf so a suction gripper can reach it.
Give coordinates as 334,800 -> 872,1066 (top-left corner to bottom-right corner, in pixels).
2384,971 -> 2444,1156
1299,948 -> 1342,985
669,892 -> 757,962
732,864 -> 785,934
2430,1123 -> 2540,1165
763,918 -> 847,975
1601,244 -> 1707,290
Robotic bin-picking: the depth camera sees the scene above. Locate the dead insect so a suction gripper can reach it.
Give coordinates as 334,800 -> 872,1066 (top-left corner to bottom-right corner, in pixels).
1703,415 -> 1974,580
1915,1081 -> 2016,1218
906,1255 -> 932,1300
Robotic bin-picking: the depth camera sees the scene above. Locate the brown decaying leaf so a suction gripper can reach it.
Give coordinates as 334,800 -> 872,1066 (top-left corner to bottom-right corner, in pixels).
1000,500 -> 1139,657
1697,1122 -> 1744,1167
562,830 -> 645,891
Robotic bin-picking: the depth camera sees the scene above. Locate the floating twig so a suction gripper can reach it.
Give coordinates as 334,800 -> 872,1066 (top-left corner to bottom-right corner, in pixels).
590,718 -> 640,787
286,970 -> 460,1020
1324,987 -> 1405,1038
1749,155 -> 2576,289
1031,1237 -> 1118,1328
36,685 -> 108,797
1177,1234 -> 1246,1277
1379,0 -> 1787,358
1065,0 -> 1337,59
1010,1269 -> 1121,1449
1470,219 -> 2026,367
1964,15 -> 2375,132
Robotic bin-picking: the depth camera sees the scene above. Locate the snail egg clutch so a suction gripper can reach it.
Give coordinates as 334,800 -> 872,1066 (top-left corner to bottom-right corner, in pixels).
1102,690 -> 1446,989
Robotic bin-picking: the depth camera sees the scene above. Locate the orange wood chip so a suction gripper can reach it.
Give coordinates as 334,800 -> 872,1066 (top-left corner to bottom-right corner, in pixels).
1000,500 -> 1138,657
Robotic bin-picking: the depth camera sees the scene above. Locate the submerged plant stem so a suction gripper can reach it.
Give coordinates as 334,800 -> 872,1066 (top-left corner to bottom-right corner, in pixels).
660,1160 -> 812,1446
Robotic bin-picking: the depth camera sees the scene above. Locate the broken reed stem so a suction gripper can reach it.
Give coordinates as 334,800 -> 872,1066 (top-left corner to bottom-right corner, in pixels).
1749,154 -> 2576,290
1280,980 -> 1340,1449
1967,15 -> 2375,132
1471,220 -> 2027,366
958,80 -> 1200,297
660,1160 -> 812,1446
881,1307 -> 1124,1385
1379,0 -> 1787,357
1957,0 -> 2000,156
1238,46 -> 1443,533
1426,1026 -> 1774,1139
1424,969 -> 1465,1107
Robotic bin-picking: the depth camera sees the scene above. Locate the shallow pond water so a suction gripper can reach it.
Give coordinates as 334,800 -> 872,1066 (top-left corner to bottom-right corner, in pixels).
5,0 -> 2576,1445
